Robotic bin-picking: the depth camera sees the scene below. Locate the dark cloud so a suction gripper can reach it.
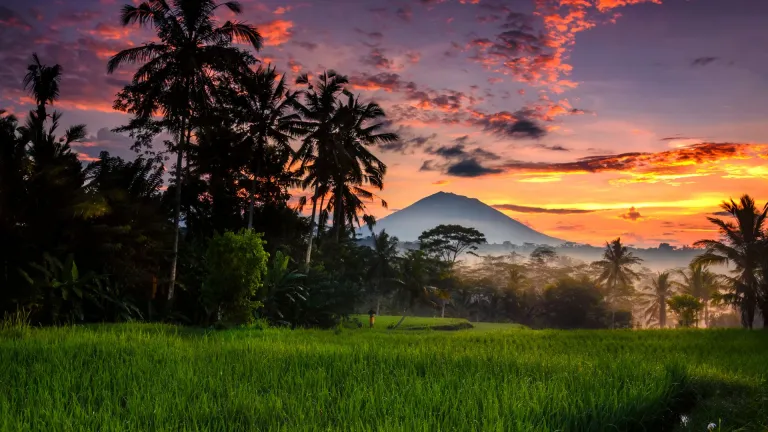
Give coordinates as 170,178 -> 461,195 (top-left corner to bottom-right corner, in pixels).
492,204 -> 597,214
396,5 -> 413,22
619,206 -> 644,221
355,28 -> 384,42
0,6 -> 32,30
425,142 -> 501,163
709,211 -> 731,217
660,136 -> 698,141
535,144 -> 570,151
445,158 -> 503,177
478,116 -> 546,140
293,41 -> 318,51
378,132 -> 437,153
691,57 -> 718,67
361,48 -> 398,70
554,224 -> 585,231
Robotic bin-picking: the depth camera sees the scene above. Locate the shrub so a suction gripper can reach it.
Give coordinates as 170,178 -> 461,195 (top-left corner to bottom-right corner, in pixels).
203,230 -> 269,324
541,277 -> 609,329
667,294 -> 703,328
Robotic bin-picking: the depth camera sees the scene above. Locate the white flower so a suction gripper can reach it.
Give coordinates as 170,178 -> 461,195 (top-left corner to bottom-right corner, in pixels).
707,423 -> 717,431
680,415 -> 690,426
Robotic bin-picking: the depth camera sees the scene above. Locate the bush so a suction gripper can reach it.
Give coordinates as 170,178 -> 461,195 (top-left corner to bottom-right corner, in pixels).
203,230 -> 269,324
541,277 -> 609,329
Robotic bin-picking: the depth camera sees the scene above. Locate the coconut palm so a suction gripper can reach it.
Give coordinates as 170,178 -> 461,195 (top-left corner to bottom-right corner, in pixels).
366,228 -> 401,315
639,271 -> 676,328
293,70 -> 349,266
237,65 -> 305,229
107,0 -> 262,302
326,94 -> 396,241
23,53 -> 62,129
675,262 -> 721,327
594,237 -> 643,328
694,195 -> 767,329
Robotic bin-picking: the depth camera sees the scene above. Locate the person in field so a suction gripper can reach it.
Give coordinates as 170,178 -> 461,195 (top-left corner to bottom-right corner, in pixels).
368,308 -> 376,328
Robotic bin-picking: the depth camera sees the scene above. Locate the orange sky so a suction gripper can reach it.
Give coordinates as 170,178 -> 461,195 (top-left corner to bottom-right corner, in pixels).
2,0 -> 767,247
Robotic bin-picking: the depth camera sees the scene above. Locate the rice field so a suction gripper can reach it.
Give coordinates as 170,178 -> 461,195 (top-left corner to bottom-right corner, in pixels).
0,323 -> 766,431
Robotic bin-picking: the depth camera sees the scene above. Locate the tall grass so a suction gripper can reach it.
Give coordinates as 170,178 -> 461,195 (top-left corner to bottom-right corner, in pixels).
0,325 -> 765,431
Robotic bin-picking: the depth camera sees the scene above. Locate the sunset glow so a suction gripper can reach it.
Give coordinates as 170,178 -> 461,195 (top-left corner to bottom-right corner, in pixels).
1,0 -> 766,247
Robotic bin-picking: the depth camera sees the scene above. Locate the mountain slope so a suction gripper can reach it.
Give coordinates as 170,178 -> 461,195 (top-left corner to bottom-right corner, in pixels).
368,192 -> 565,245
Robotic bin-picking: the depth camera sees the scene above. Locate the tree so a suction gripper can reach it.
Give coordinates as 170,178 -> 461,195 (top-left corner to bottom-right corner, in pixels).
694,195 -> 767,329
594,238 -> 643,328
293,70 -> 349,267
22,53 -> 61,137
639,271 -> 676,328
325,94 -> 396,241
108,0 -> 262,304
203,230 -> 268,324
366,229 -> 401,315
418,224 -> 487,263
675,262 -> 721,328
237,65 -> 305,230
667,294 -> 704,328
540,277 -> 609,329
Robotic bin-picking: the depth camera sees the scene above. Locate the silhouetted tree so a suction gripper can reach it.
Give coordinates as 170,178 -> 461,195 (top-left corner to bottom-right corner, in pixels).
594,238 -> 643,328
418,224 -> 487,263
694,195 -> 767,329
639,271 -> 676,328
108,0 -> 262,303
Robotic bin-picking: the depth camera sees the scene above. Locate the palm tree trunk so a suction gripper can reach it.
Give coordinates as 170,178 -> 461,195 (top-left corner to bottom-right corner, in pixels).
441,300 -> 446,318
167,116 -> 188,304
316,194 -> 326,240
704,302 -> 709,328
303,184 -> 319,268
247,142 -> 264,230
334,185 -> 343,243
376,296 -> 381,316
660,296 -> 666,328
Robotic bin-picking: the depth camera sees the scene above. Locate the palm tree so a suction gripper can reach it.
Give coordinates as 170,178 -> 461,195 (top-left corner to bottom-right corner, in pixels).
293,70 -> 349,267
639,271 -> 676,328
326,94 -> 397,241
694,195 -> 767,329
594,237 -> 643,328
675,262 -> 721,327
238,65 -> 305,229
366,228 -> 401,315
22,53 -> 62,130
108,0 -> 262,302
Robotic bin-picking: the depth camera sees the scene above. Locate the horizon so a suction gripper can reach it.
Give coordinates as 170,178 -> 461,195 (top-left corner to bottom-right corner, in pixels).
1,0 -> 767,247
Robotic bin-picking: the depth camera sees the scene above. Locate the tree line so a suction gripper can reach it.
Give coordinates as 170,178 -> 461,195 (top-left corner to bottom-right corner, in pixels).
1,0 -> 765,330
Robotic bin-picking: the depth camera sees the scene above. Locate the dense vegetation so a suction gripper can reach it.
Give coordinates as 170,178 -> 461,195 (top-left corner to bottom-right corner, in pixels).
0,323 -> 766,431
1,0 -> 767,331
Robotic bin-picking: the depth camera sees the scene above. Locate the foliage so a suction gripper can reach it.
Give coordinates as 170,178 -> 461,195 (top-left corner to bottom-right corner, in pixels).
2,325 -> 767,431
259,251 -> 306,325
593,237 -> 643,328
639,271 -> 676,328
418,224 -> 487,263
694,195 -> 767,329
667,294 -> 704,328
203,230 -> 268,324
540,277 -> 610,329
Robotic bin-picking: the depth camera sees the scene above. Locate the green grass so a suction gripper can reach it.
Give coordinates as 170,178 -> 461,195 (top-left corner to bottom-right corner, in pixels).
0,324 -> 766,431
350,314 -> 470,330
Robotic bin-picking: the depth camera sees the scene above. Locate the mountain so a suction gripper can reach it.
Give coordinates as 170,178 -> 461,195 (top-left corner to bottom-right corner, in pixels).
365,192 -> 566,246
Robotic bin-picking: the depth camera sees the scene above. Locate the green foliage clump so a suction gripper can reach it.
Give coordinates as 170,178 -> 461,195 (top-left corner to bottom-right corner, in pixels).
203,230 -> 268,324
541,277 -> 610,329
667,294 -> 704,328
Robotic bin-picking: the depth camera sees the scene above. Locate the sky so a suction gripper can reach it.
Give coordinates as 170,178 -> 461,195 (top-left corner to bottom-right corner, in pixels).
1,0 -> 767,247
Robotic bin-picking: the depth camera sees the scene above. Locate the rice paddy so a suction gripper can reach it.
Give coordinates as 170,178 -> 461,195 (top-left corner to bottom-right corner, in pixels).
0,323 -> 766,431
